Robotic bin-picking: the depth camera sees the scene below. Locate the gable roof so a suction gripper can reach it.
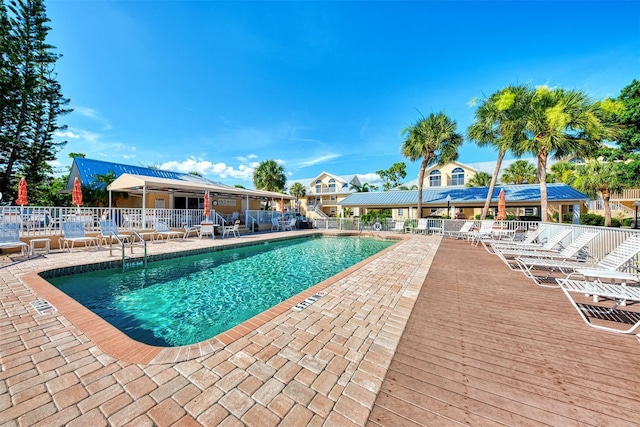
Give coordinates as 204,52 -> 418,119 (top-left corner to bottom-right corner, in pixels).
339,183 -> 588,207
67,157 -> 226,190
68,158 -> 294,199
424,160 -> 478,175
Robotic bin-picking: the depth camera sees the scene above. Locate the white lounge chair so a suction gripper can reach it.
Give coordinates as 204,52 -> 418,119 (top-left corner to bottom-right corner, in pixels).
60,221 -> 99,252
557,269 -> 640,334
493,230 -> 599,271
470,220 -> 495,246
152,221 -> 183,242
484,225 -> 567,254
222,220 -> 240,238
443,220 -> 474,239
515,234 -> 640,287
0,223 -> 29,257
99,220 -> 132,245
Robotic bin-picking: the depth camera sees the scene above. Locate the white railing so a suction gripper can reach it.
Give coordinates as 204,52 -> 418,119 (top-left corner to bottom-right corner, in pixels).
2,206 -> 209,237
588,199 -> 635,216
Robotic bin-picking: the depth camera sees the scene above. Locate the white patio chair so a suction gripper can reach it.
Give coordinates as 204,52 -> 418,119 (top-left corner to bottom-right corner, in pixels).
59,221 -> 100,252
271,218 -> 282,231
222,220 -> 240,238
556,269 -> 640,334
414,218 -> 429,234
391,221 -> 405,233
282,218 -> 297,231
493,230 -> 599,271
0,223 -> 29,257
515,234 -> 640,287
198,222 -> 216,239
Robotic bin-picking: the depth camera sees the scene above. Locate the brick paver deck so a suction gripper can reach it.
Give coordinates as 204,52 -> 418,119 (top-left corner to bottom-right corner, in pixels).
1,230 -> 437,426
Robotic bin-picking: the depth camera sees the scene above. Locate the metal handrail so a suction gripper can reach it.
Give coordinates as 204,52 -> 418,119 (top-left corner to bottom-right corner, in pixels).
130,229 -> 147,268
246,213 -> 257,232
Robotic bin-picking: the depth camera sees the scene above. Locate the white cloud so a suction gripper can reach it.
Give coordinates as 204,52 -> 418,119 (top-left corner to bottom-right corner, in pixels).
159,157 -> 260,183
73,106 -> 113,130
355,172 -> 385,189
54,130 -> 80,139
296,153 -> 340,168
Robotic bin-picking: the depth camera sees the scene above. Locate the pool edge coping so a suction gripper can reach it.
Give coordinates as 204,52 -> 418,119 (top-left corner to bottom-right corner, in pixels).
23,230 -> 408,365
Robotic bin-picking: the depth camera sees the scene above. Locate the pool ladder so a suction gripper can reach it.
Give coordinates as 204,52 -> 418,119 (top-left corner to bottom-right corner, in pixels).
108,230 -> 148,271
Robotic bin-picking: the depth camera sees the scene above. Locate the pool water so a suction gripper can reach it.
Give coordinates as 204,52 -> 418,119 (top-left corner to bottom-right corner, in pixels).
49,236 -> 395,346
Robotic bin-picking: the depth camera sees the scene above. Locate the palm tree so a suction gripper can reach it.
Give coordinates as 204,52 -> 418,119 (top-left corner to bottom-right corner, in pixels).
465,171 -> 492,187
401,112 -> 463,218
573,160 -> 626,227
500,160 -> 537,184
548,161 -> 577,185
467,85 -> 530,219
350,182 -> 374,192
520,86 -> 615,222
88,171 -> 128,207
253,160 -> 286,210
289,182 -> 306,213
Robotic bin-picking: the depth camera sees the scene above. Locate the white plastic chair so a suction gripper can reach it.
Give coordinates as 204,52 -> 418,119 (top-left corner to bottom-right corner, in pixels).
198,222 -> 215,239
222,220 -> 240,238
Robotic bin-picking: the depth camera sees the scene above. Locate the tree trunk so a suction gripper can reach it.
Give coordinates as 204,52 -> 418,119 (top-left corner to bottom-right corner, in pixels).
538,154 -> 549,222
602,191 -> 612,227
482,150 -> 505,219
417,157 -> 428,218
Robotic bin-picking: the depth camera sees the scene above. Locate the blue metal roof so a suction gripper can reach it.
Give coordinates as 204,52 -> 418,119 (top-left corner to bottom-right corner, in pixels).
338,183 -> 589,206
67,158 -> 230,190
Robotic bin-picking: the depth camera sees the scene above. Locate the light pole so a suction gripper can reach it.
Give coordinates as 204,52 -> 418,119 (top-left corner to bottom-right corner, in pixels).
634,200 -> 639,229
446,195 -> 451,218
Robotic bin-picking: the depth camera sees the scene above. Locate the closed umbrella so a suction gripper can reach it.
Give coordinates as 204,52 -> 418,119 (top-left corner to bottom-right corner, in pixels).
72,177 -> 83,208
203,191 -> 210,220
496,188 -> 507,220
16,178 -> 28,206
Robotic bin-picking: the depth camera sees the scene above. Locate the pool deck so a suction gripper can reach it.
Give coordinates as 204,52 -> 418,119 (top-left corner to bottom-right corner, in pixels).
2,231 -> 640,426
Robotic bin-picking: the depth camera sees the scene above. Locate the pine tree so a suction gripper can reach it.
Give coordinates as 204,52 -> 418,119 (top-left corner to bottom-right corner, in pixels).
0,0 -> 71,202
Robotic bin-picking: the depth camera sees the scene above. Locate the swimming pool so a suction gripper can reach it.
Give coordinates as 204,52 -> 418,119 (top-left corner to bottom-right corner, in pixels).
48,235 -> 395,346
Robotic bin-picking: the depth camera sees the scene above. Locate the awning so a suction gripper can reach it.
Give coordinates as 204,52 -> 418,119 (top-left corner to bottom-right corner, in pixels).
107,173 -> 294,200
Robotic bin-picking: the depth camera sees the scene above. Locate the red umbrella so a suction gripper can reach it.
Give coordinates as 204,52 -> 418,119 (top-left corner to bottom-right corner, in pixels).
16,178 -> 28,206
203,191 -> 210,219
72,177 -> 83,207
496,188 -> 507,220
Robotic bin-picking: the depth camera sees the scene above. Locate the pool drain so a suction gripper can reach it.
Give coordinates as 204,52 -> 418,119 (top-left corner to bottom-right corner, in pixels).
292,291 -> 327,311
30,299 -> 56,315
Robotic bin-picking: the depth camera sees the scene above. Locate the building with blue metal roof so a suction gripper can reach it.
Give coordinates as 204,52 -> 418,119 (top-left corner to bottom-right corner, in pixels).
338,183 -> 589,220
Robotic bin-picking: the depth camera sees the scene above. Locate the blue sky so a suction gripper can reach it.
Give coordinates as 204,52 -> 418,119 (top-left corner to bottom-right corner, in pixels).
46,1 -> 639,189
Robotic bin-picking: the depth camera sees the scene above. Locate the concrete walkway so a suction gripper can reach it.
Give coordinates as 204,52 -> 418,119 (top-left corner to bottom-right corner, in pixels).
0,230 -> 439,426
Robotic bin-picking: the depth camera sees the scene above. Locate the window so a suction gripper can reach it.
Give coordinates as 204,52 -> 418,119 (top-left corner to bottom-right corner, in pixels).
328,179 -> 336,192
429,170 -> 442,187
315,180 -> 322,193
397,208 -> 405,217
451,167 -> 465,186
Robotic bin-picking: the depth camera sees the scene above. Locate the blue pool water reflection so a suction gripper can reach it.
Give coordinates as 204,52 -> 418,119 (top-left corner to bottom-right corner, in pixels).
49,236 -> 395,346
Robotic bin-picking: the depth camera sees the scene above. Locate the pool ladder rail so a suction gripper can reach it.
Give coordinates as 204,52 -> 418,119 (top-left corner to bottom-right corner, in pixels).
108,230 -> 148,271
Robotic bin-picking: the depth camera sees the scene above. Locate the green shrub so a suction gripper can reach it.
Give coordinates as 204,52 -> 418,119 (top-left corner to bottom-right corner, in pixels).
579,213 -> 604,226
